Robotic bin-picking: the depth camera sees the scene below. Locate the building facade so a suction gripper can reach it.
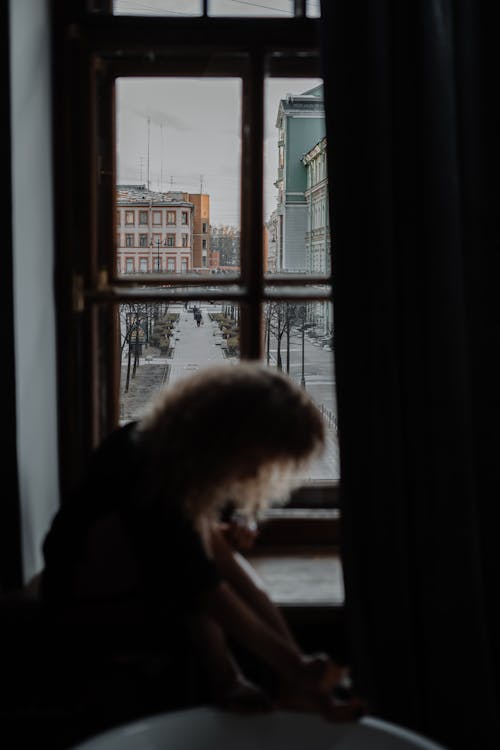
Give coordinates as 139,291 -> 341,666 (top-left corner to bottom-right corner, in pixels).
302,136 -> 332,335
265,210 -> 279,274
274,85 -> 325,272
302,136 -> 330,275
116,185 -> 212,274
188,192 -> 211,269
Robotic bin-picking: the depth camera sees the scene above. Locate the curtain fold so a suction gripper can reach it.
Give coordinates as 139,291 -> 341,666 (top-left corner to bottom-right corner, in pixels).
321,2 -> 500,747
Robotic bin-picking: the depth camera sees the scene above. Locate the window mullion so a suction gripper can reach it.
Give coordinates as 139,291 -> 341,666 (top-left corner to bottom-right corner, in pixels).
240,53 -> 264,360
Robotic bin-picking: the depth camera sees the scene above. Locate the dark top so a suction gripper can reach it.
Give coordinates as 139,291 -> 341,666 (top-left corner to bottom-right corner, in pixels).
40,421 -> 220,619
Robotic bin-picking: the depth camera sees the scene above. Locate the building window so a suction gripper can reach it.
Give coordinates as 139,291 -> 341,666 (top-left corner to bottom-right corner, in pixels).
202,222 -> 207,233
181,211 -> 189,225
139,258 -> 148,272
167,258 -> 176,272
125,234 -> 134,247
182,234 -> 189,247
153,210 -> 162,225
167,211 -> 176,224
181,258 -> 188,272
139,234 -> 148,247
125,210 -> 134,225
202,239 -> 207,249
117,210 -> 121,225
126,258 -> 134,273
166,234 -> 175,247
139,210 -> 148,225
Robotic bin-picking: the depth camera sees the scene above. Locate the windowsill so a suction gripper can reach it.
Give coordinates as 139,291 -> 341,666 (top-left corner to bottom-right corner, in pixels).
247,508 -> 344,620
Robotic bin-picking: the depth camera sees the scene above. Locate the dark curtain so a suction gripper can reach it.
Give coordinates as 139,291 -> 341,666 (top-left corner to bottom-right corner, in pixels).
320,2 -> 500,748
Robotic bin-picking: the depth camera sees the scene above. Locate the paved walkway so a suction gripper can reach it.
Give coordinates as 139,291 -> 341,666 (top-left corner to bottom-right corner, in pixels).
167,303 -> 232,387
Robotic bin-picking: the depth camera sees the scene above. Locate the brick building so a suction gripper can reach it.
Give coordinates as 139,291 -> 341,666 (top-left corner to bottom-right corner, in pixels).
116,185 -> 212,273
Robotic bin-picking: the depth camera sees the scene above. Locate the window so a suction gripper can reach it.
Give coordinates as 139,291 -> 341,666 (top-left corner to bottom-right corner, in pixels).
139,234 -> 148,247
57,2 -> 336,515
139,258 -> 148,272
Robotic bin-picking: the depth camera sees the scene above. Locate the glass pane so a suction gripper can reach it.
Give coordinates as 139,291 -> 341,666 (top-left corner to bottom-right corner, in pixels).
209,0 -> 293,17
264,78 -> 328,277
114,0 -> 202,16
263,300 -> 338,483
307,0 -> 321,18
119,298 -> 240,424
116,78 -> 242,276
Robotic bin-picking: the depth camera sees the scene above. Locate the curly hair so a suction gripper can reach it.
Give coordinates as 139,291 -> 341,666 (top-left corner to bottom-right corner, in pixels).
137,362 -> 325,520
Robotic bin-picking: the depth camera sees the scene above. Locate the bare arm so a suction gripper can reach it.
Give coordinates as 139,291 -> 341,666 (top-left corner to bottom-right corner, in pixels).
202,523 -> 343,696
201,579 -> 303,683
210,522 -> 300,651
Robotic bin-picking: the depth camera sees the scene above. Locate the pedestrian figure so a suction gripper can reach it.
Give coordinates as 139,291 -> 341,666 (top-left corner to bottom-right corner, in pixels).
195,309 -> 202,327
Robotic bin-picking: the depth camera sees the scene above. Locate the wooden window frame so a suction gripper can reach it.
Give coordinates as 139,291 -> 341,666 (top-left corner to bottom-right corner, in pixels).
53,1 -> 337,513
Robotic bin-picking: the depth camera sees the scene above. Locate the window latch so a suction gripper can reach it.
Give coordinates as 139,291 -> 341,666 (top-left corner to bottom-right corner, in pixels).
72,274 -> 85,313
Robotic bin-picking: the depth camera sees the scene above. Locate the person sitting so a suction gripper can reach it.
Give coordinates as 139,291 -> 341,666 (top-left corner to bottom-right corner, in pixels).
40,362 -> 362,723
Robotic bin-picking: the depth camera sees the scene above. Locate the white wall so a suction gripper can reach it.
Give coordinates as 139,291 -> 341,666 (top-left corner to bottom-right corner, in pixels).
10,0 -> 60,583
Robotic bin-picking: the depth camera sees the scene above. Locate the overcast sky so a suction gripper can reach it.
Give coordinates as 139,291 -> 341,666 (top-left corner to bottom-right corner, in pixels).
116,76 -> 322,227
114,0 -> 322,227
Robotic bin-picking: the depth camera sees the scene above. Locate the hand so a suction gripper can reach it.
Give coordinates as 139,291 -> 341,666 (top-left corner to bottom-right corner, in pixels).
276,657 -> 367,722
220,517 -> 258,552
299,652 -> 346,694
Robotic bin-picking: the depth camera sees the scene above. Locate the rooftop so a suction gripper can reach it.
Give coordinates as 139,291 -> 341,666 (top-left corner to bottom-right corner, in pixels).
116,184 -> 193,206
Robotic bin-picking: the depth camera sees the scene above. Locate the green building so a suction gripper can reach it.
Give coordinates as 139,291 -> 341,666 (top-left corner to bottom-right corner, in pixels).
274,84 -> 325,272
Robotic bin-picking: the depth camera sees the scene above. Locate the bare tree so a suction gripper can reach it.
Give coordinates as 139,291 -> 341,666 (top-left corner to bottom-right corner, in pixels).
265,302 -> 290,371
120,303 -> 149,393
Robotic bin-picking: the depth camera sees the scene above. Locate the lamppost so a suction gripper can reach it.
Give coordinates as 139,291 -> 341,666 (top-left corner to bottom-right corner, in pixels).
301,322 -> 306,388
300,309 -> 315,390
150,237 -> 167,272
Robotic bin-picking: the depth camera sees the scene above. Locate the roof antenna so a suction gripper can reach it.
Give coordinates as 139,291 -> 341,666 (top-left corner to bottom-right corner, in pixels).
146,116 -> 151,190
